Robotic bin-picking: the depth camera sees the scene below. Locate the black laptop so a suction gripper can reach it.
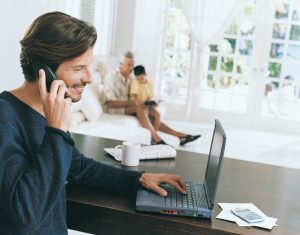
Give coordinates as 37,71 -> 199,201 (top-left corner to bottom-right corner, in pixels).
136,119 -> 226,219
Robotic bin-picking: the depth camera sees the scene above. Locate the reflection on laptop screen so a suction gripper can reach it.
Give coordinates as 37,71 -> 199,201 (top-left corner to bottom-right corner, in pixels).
204,121 -> 226,208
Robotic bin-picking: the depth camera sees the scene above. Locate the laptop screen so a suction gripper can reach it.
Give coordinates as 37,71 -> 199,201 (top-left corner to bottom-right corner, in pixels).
204,120 -> 226,209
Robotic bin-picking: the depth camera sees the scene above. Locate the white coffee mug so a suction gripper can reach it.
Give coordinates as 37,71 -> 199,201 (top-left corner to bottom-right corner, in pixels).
114,142 -> 141,166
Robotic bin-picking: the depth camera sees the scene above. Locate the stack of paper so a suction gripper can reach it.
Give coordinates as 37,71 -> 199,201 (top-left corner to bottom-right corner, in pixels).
68,229 -> 94,234
216,203 -> 277,230
104,144 -> 177,161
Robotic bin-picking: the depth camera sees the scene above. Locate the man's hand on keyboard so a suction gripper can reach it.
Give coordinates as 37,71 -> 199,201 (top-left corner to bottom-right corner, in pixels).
139,173 -> 187,197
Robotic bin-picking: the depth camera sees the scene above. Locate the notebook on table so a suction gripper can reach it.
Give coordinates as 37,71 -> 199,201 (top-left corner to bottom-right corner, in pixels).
136,119 -> 227,219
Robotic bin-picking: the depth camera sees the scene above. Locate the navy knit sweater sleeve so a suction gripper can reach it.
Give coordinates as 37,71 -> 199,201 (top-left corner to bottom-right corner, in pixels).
68,147 -> 142,193
0,91 -> 142,235
0,123 -> 73,229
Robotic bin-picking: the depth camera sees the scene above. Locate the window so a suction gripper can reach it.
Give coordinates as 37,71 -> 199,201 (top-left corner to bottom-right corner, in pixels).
80,0 -> 96,25
198,0 -> 300,122
65,0 -> 117,55
199,1 -> 257,113
158,0 -> 300,131
262,2 -> 300,120
158,0 -> 192,104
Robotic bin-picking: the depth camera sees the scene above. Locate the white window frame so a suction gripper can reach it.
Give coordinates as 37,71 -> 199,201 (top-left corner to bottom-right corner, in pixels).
157,1 -> 193,107
64,0 -> 118,55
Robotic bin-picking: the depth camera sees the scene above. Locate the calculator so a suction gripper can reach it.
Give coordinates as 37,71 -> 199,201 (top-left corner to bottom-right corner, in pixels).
231,208 -> 265,223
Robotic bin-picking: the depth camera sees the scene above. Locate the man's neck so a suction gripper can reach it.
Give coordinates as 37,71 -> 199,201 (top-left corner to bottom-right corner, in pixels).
10,81 -> 45,116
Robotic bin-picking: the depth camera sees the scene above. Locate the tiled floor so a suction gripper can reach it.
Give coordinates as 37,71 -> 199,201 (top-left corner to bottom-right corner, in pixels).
159,120 -> 300,170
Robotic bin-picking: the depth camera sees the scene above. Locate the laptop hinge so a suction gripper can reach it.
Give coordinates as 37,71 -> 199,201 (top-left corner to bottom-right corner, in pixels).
203,181 -> 213,209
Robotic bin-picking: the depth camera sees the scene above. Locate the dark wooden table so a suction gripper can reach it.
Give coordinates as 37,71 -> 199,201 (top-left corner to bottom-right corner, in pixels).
67,133 -> 300,235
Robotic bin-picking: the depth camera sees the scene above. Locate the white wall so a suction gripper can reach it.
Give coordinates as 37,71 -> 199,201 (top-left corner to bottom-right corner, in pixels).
0,0 -> 161,91
132,0 -> 164,90
0,0 -> 66,91
113,0 -> 136,56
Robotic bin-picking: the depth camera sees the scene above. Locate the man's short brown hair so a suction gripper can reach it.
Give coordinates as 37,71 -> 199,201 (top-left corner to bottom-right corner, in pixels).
20,11 -> 97,82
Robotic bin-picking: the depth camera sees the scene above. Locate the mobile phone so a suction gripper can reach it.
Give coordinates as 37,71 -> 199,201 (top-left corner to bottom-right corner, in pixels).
144,100 -> 157,106
33,63 -> 57,92
144,100 -> 163,106
231,208 -> 265,223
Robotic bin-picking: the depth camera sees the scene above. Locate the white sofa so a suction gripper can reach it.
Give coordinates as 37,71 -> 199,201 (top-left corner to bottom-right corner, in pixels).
70,57 -> 152,145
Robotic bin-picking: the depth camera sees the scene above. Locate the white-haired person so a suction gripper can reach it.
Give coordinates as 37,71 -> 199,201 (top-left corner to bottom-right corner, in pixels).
103,52 -> 201,145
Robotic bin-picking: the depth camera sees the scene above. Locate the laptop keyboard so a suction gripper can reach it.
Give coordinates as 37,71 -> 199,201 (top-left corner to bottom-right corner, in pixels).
161,181 -> 206,209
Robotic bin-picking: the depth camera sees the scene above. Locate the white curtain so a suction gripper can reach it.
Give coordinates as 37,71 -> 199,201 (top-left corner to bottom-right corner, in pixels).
179,0 -> 243,47
178,0 -> 243,118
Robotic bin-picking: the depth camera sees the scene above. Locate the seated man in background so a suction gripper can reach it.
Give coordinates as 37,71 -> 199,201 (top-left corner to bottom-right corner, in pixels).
0,12 -> 187,235
103,51 -> 201,145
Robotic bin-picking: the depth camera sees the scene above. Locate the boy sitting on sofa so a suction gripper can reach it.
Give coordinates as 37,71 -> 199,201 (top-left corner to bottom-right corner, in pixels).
130,65 -> 161,134
103,51 -> 201,145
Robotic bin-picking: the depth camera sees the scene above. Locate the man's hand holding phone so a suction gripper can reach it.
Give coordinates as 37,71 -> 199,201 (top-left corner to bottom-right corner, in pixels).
38,69 -> 72,132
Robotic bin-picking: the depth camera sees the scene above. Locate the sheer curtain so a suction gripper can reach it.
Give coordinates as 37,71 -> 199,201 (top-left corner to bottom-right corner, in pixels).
179,0 -> 242,47
178,0 -> 243,118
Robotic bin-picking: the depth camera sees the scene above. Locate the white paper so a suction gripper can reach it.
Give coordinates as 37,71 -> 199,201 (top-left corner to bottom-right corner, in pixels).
104,144 -> 176,161
68,229 -> 94,235
216,203 -> 277,230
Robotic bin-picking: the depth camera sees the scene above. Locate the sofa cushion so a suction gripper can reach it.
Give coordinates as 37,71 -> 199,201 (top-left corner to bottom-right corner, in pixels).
70,121 -> 151,145
78,84 -> 103,122
97,113 -> 141,127
70,111 -> 86,127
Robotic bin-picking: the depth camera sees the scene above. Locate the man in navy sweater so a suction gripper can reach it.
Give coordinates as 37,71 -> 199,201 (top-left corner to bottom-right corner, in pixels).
0,12 -> 186,234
